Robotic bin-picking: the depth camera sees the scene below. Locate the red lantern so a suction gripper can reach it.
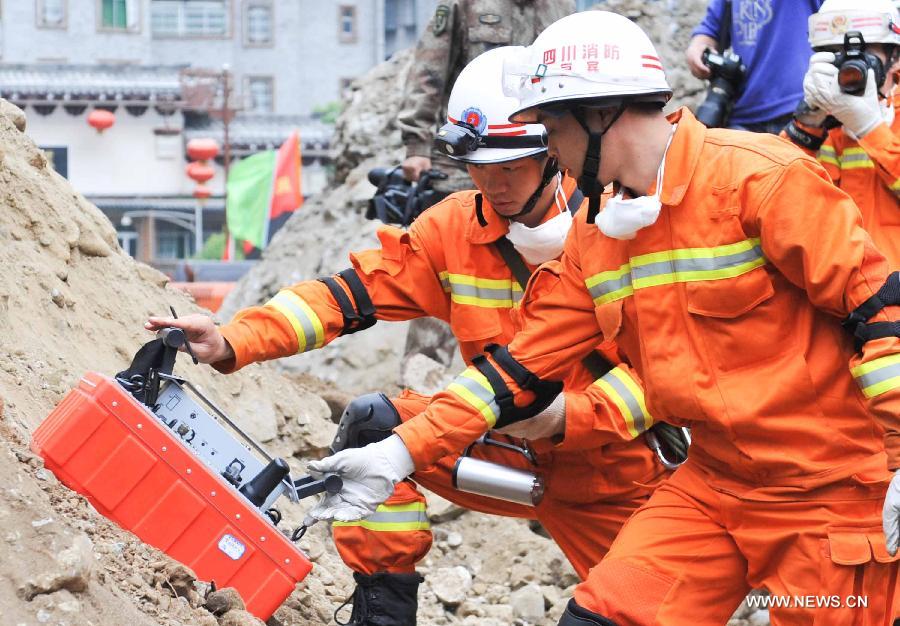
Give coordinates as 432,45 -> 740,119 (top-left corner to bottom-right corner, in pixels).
87,109 -> 115,133
187,138 -> 220,162
192,185 -> 212,200
186,162 -> 215,184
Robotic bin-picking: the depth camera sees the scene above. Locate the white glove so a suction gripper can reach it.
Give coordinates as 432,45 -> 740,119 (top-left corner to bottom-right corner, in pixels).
306,434 -> 415,522
883,470 -> 900,556
495,393 -> 566,440
805,52 -> 882,139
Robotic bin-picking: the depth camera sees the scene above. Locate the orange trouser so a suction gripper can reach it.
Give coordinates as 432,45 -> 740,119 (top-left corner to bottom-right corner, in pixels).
333,391 -> 652,579
574,456 -> 900,626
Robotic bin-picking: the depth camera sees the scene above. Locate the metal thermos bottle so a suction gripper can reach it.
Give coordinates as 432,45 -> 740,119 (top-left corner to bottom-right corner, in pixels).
452,456 -> 544,506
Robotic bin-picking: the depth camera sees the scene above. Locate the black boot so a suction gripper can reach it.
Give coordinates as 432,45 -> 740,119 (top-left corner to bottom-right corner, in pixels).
335,571 -> 424,626
558,599 -> 619,626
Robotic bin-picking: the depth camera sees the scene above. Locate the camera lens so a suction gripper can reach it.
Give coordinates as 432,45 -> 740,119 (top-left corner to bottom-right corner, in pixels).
838,61 -> 867,95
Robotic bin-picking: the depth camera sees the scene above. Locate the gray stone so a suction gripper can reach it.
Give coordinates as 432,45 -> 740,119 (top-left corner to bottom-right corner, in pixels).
428,566 -> 472,607
510,583 -> 545,622
18,532 -> 93,599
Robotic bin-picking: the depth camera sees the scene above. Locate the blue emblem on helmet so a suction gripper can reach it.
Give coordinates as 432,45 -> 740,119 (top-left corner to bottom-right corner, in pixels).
461,107 -> 487,135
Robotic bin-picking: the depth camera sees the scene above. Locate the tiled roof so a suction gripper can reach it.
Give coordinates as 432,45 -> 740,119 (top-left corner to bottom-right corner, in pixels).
90,195 -> 224,212
0,64 -> 184,104
184,114 -> 333,154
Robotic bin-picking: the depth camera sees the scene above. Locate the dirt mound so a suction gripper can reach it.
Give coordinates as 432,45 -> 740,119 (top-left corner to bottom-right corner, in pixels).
0,100 -> 338,624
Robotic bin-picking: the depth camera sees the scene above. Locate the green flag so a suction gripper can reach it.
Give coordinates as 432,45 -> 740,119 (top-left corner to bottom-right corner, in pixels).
225,150 -> 276,249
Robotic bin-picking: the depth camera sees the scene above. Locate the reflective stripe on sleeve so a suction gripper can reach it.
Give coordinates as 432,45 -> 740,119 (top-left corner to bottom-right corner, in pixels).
447,367 -> 500,427
264,290 -> 325,352
592,366 -> 654,438
838,147 -> 875,170
332,501 -> 430,532
584,238 -> 766,305
817,144 -> 839,167
851,354 -> 900,398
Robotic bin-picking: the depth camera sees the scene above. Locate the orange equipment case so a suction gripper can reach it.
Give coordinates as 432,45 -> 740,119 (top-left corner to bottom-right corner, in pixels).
32,372 -> 313,619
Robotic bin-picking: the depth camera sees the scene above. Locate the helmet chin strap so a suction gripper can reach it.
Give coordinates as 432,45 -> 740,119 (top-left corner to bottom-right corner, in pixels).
573,103 -> 626,224
509,156 -> 559,218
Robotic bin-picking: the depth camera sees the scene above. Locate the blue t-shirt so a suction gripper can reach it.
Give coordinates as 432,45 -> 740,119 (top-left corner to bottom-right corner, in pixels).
693,0 -> 824,125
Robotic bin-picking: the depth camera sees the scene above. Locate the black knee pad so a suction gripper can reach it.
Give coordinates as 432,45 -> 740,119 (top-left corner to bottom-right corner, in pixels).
558,599 -> 618,626
330,392 -> 401,453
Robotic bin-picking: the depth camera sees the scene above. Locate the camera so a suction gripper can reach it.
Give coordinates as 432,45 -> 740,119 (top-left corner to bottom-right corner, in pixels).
832,31 -> 886,96
366,165 -> 447,226
695,48 -> 747,128
435,122 -> 480,157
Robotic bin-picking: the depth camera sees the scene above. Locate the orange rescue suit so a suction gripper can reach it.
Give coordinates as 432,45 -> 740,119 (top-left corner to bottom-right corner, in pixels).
784,94 -> 900,265
214,175 -> 664,578
394,109 -> 900,624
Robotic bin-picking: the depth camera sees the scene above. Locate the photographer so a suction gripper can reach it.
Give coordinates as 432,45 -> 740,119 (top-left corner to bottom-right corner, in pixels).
784,0 -> 900,264
686,0 -> 822,132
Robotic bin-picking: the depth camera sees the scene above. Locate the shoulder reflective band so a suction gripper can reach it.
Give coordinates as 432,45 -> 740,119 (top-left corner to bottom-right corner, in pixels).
447,366 -> 500,428
439,271 -> 523,308
585,238 -> 767,305
592,365 -> 654,439
851,353 -> 900,398
265,290 -> 326,353
318,268 -> 377,335
332,501 -> 430,532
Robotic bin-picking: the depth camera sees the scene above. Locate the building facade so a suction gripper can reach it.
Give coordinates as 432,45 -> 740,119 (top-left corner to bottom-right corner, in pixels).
0,0 -> 435,262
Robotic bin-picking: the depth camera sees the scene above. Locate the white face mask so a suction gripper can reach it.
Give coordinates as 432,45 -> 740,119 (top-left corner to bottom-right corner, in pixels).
506,174 -> 572,264
596,125 -> 677,240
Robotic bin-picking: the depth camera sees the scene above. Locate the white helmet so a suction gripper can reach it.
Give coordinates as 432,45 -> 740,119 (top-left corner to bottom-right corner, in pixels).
809,0 -> 900,49
438,46 -> 547,164
502,11 -> 672,123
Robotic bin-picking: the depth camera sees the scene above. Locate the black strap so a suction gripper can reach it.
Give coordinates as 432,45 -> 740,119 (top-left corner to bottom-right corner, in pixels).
115,337 -> 178,406
843,272 -> 900,349
784,120 -> 827,152
493,236 -> 532,290
719,0 -> 733,52
481,135 -> 545,150
318,268 -> 377,336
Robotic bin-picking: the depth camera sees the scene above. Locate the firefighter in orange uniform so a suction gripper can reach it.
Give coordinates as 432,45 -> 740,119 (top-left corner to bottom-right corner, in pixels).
784,0 -> 900,264
148,47 -> 670,626
306,11 -> 900,626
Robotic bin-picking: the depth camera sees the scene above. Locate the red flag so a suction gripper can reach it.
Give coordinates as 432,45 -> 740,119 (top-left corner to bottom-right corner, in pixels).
270,131 -> 303,217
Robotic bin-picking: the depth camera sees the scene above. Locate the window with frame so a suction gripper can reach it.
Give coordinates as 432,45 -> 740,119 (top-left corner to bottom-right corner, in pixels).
246,76 -> 274,113
100,0 -> 138,30
244,2 -> 272,45
150,0 -> 228,37
338,5 -> 357,43
37,0 -> 67,28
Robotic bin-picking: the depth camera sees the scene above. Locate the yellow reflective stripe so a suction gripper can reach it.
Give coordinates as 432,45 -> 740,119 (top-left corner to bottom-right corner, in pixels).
584,238 -> 766,305
838,147 -> 875,169
890,178 -> 900,191
592,366 -> 653,439
332,520 -> 431,531
818,145 -> 838,166
632,255 -> 766,289
445,272 -> 523,309
447,368 -> 499,427
332,502 -> 430,532
851,354 -> 900,398
439,270 -> 451,293
265,290 -> 325,352
628,238 -> 758,266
